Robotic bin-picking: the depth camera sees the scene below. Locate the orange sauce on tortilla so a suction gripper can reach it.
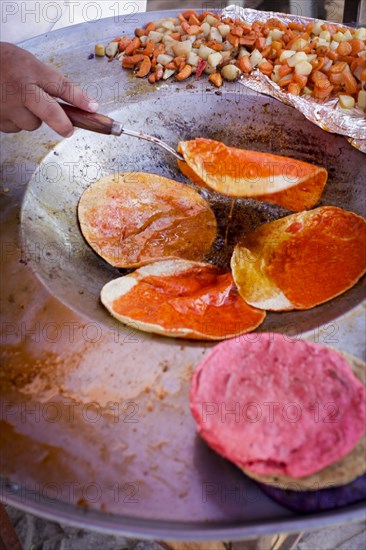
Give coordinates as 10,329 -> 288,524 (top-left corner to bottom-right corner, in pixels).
267,209 -> 366,308
112,266 -> 265,337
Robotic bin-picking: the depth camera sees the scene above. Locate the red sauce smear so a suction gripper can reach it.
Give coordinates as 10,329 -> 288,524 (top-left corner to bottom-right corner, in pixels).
113,266 -> 265,338
267,209 -> 366,308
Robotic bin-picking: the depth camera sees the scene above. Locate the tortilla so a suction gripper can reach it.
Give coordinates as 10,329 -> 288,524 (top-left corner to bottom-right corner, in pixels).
190,334 -> 366,478
258,474 -> 366,513
78,172 -> 217,268
242,352 -> 366,490
231,206 -> 366,311
177,138 -> 328,211
101,259 -> 266,340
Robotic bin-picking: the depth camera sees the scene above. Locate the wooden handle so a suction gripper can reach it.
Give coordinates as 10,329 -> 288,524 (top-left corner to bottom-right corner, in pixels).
60,103 -> 114,135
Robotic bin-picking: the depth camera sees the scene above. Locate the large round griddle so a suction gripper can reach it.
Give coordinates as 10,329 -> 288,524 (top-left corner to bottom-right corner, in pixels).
1,10 -> 365,540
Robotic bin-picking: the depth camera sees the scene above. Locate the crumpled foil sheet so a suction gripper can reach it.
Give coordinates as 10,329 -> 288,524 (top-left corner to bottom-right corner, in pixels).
222,6 -> 366,152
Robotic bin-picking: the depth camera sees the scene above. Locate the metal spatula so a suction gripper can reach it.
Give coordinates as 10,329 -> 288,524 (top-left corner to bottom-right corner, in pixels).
60,103 -> 185,161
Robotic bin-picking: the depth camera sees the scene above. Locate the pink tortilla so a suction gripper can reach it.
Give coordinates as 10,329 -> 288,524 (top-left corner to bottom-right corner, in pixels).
190,334 -> 366,479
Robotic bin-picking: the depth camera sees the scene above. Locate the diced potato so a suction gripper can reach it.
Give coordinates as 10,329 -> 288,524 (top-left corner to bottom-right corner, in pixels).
354,27 -> 366,40
269,28 -> 284,40
188,52 -> 200,66
343,29 -> 352,41
222,40 -> 234,52
163,68 -> 176,80
287,51 -> 307,67
280,73 -> 293,85
292,38 -> 308,51
162,35 -> 177,45
312,21 -> 324,35
106,42 -> 118,57
319,30 -> 331,42
294,60 -> 313,76
161,20 -> 175,30
172,40 -> 192,57
279,50 -> 296,63
238,47 -> 250,59
218,24 -> 231,38
250,48 -> 263,67
323,58 -> 333,71
358,90 -> 366,109
209,27 -> 223,43
317,38 -> 329,47
265,36 -> 273,46
329,40 -> 339,50
204,65 -> 216,75
222,51 -> 233,61
148,30 -> 164,43
204,14 -> 219,26
221,64 -> 241,81
339,95 -> 355,109
165,45 -> 175,57
303,86 -> 313,95
198,44 -> 215,60
95,44 -> 105,57
333,31 -> 346,42
140,35 -> 148,44
271,65 -> 281,83
156,54 -> 174,66
156,27 -> 165,34
208,52 -> 223,68
307,54 -> 317,61
157,17 -> 177,26
200,22 -> 211,37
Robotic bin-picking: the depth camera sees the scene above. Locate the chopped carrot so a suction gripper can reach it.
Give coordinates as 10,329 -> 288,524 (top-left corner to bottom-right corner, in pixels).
237,56 -> 253,73
145,22 -> 157,32
124,37 -> 140,56
258,60 -> 273,76
288,82 -> 301,95
278,63 -> 292,78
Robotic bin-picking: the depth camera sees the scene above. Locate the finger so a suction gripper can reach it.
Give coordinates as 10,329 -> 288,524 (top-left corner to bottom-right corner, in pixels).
24,87 -> 74,137
0,121 -> 21,133
11,107 -> 42,132
36,65 -> 99,113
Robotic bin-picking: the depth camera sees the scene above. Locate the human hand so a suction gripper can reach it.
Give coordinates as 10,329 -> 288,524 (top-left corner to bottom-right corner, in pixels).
0,42 -> 99,137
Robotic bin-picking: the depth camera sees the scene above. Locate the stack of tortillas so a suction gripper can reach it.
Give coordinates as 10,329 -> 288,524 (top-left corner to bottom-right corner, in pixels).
190,334 -> 366,496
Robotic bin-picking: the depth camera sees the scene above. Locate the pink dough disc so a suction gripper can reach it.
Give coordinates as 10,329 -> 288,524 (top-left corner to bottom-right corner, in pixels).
190,334 -> 366,478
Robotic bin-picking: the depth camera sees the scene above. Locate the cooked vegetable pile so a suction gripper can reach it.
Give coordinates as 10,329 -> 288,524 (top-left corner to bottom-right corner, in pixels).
95,9 -> 366,112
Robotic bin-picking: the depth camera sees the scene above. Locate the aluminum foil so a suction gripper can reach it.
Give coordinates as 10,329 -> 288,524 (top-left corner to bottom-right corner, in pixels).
222,5 -> 366,152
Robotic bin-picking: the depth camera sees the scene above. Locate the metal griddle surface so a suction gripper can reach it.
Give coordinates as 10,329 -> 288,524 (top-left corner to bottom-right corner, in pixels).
1,10 -> 365,540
